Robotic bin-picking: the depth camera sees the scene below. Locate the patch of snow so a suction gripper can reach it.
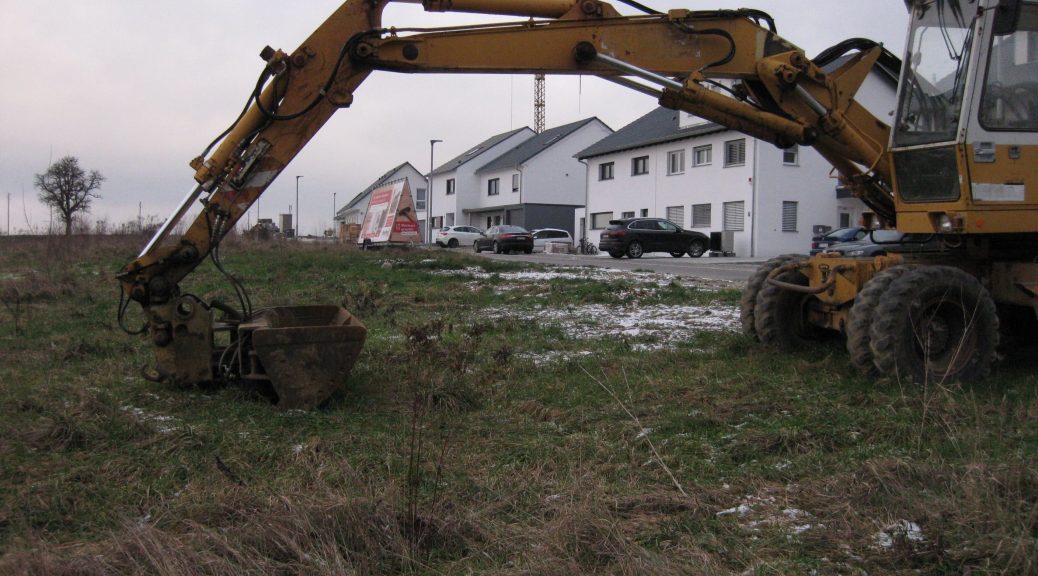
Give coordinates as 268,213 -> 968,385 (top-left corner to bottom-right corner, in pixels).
484,302 -> 739,347
121,405 -> 178,434
875,520 -> 925,549
636,427 -> 653,440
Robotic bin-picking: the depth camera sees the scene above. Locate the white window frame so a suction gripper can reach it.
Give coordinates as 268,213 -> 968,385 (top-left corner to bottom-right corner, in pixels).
723,200 -> 745,231
667,149 -> 685,175
591,211 -> 612,229
621,211 -> 635,219
782,145 -> 799,166
691,203 -> 711,228
782,201 -> 798,232
632,155 -> 649,176
724,139 -> 746,167
512,173 -> 520,193
693,144 -> 712,167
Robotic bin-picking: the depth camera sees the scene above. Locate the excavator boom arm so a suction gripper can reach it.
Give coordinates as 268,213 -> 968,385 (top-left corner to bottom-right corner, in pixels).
117,0 -> 897,408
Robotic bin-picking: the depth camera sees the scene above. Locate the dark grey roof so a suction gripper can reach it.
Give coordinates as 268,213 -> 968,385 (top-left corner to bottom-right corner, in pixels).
429,127 -> 533,176
475,118 -> 606,174
337,162 -> 418,218
576,108 -> 724,160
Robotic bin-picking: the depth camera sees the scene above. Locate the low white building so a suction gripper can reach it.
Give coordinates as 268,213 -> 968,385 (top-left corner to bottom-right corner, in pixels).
575,58 -> 898,257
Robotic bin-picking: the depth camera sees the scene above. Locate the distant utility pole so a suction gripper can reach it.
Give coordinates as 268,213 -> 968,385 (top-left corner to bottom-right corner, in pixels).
6,193 -> 10,235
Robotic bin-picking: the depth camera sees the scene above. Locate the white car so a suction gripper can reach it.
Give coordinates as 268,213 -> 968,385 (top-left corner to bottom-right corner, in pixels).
435,225 -> 483,248
531,228 -> 574,252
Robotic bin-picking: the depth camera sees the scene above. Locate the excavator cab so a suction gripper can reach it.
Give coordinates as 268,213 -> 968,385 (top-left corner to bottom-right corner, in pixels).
893,0 -> 1038,236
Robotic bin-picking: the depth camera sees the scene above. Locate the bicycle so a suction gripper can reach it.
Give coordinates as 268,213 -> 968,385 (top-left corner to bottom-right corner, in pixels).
578,236 -> 599,255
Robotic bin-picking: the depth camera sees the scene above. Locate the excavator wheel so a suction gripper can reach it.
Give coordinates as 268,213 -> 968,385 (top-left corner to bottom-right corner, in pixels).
753,263 -> 821,349
869,266 -> 999,384
740,254 -> 804,339
845,265 -> 916,376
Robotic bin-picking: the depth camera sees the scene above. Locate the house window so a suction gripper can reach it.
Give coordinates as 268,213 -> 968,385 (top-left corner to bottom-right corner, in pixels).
692,203 -> 711,228
723,201 -> 745,231
487,216 -> 492,229
693,145 -> 712,166
839,213 -> 851,228
488,178 -> 500,196
415,187 -> 426,211
640,208 -> 648,217
512,173 -> 520,193
782,145 -> 799,166
446,178 -> 455,195
599,162 -> 614,181
591,211 -> 612,229
667,149 -> 685,175
632,156 -> 649,176
724,139 -> 746,167
621,211 -> 635,219
494,215 -> 501,226
782,201 -> 798,232
665,205 -> 684,226
446,212 -> 455,226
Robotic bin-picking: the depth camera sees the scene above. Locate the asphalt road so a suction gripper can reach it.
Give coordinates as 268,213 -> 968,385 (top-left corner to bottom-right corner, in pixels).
470,249 -> 766,282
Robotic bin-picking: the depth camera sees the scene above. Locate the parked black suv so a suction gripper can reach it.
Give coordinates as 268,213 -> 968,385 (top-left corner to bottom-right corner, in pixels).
598,218 -> 709,259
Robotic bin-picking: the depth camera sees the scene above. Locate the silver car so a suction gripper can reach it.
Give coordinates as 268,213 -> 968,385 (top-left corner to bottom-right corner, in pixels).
531,228 -> 573,252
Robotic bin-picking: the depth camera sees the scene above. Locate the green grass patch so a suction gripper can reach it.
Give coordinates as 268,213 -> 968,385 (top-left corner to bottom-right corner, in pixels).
0,235 -> 1035,574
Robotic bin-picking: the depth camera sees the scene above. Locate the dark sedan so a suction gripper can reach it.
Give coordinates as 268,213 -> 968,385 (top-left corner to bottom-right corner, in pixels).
473,225 -> 534,254
810,226 -> 867,254
599,217 -> 709,259
823,229 -> 944,257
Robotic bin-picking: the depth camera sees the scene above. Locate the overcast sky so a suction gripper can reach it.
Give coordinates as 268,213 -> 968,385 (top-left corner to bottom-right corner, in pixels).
0,0 -> 908,236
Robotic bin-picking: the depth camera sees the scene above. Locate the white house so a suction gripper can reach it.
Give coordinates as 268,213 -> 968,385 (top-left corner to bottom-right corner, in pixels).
335,162 -> 427,238
429,127 -> 535,235
575,59 -> 899,258
468,117 -> 613,233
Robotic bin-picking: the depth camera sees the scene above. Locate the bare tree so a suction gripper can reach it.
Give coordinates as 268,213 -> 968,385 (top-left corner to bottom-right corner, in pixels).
34,156 -> 104,236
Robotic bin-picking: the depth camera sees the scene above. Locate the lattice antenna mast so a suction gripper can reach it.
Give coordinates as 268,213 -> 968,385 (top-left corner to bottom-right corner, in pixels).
534,73 -> 546,133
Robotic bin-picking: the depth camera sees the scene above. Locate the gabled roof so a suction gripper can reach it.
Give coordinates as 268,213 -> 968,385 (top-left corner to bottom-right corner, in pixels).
576,107 -> 724,160
337,162 -> 420,218
429,127 -> 533,176
475,117 -> 607,174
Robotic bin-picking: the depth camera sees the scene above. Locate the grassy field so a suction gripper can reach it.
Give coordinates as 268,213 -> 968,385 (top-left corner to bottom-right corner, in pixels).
0,235 -> 1036,575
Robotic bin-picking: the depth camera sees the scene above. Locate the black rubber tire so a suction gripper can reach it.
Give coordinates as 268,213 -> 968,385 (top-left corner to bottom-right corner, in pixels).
447,238 -> 459,248
845,265 -> 915,376
524,248 -> 533,254
688,239 -> 707,258
609,251 -> 624,259
473,242 -> 482,253
626,241 -> 644,259
869,266 -> 999,384
754,265 -> 822,349
670,251 -> 685,258
739,254 -> 803,339
493,242 -> 502,254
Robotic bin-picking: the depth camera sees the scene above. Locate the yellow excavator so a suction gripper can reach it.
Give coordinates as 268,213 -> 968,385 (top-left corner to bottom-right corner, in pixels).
117,0 -> 1037,407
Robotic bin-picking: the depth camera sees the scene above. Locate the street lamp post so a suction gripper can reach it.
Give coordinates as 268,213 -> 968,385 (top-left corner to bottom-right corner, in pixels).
295,175 -> 303,238
333,192 -> 337,238
428,139 -> 441,244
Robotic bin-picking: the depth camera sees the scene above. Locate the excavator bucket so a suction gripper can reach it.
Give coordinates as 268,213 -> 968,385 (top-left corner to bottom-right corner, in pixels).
243,305 -> 367,410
